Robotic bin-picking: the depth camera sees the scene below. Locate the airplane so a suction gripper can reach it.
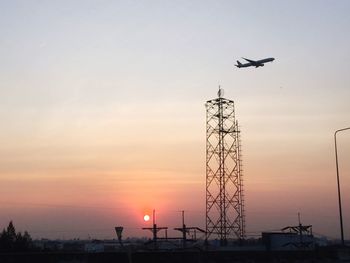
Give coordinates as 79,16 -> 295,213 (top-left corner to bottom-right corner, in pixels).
235,57 -> 275,68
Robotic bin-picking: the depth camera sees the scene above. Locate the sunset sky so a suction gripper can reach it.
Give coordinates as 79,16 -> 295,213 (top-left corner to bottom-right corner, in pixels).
0,1 -> 349,240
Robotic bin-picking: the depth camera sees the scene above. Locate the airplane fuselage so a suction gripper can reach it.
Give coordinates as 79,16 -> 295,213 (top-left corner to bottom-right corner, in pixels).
257,57 -> 274,64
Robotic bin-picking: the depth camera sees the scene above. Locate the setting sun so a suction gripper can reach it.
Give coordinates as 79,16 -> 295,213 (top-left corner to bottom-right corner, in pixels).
143,215 -> 150,222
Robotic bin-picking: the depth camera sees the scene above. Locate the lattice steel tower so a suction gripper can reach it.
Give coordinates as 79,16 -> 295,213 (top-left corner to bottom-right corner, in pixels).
205,88 -> 245,245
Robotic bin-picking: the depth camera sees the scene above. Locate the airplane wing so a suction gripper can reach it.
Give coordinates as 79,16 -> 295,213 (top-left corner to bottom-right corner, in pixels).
242,57 -> 256,63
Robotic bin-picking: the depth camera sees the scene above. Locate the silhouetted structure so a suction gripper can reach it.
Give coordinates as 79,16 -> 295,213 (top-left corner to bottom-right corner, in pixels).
205,88 -> 245,245
115,226 -> 124,246
262,225 -> 314,251
142,210 -> 168,248
174,211 -> 205,248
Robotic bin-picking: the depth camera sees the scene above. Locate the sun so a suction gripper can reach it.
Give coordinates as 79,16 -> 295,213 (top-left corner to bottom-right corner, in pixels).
143,214 -> 150,222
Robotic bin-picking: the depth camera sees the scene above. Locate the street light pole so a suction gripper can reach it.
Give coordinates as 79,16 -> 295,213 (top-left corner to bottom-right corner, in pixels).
334,127 -> 350,247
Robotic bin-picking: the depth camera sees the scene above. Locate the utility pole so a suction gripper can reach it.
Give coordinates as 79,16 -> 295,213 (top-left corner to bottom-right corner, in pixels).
142,209 -> 168,249
334,127 -> 350,246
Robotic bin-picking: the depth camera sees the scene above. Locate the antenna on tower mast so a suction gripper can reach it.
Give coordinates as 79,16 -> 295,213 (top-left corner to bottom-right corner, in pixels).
217,85 -> 224,98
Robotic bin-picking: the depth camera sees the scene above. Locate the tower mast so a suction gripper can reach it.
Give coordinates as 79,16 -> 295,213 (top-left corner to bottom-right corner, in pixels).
205,87 -> 245,245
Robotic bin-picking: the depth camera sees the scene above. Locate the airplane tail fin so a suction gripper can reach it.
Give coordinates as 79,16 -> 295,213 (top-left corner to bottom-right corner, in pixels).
236,60 -> 242,67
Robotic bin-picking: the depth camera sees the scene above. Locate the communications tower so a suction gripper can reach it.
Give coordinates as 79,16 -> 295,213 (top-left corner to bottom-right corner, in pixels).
205,88 -> 245,245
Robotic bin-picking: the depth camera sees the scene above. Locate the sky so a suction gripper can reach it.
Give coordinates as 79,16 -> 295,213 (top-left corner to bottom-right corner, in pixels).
0,0 -> 349,240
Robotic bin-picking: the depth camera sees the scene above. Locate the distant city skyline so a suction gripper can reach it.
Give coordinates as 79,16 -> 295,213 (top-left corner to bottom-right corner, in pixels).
0,0 -> 349,240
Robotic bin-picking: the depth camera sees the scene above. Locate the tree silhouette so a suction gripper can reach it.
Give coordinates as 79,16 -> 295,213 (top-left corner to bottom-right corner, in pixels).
0,221 -> 33,252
